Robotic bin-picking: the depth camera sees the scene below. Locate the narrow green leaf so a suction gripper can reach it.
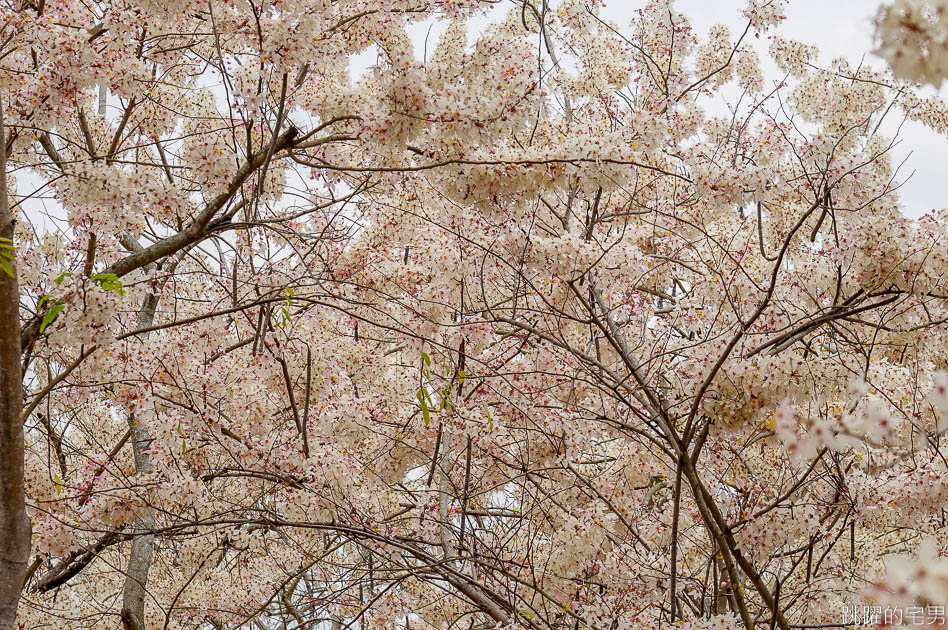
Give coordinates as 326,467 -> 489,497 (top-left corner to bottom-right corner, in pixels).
40,303 -> 65,333
417,390 -> 430,426
0,257 -> 13,279
420,388 -> 434,407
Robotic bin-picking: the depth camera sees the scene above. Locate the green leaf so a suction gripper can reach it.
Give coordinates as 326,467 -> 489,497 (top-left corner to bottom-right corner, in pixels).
54,271 -> 72,285
0,257 -> 14,279
421,352 -> 431,367
419,387 -> 434,407
457,369 -> 465,384
38,295 -> 48,309
40,303 -> 65,333
92,272 -> 125,296
417,390 -> 431,426
486,407 -> 493,432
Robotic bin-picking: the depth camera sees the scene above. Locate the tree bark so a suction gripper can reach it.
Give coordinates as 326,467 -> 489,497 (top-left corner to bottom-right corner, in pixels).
0,98 -> 30,628
120,291 -> 160,630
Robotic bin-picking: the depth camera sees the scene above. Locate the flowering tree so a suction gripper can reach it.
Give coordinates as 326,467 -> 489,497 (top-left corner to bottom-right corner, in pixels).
1,0 -> 948,628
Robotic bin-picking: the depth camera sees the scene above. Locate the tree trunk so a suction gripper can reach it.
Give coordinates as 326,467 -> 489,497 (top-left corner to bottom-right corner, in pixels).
121,292 -> 159,630
0,99 -> 30,628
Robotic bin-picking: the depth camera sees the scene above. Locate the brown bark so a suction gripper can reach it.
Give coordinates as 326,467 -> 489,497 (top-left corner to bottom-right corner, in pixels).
0,99 -> 30,628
